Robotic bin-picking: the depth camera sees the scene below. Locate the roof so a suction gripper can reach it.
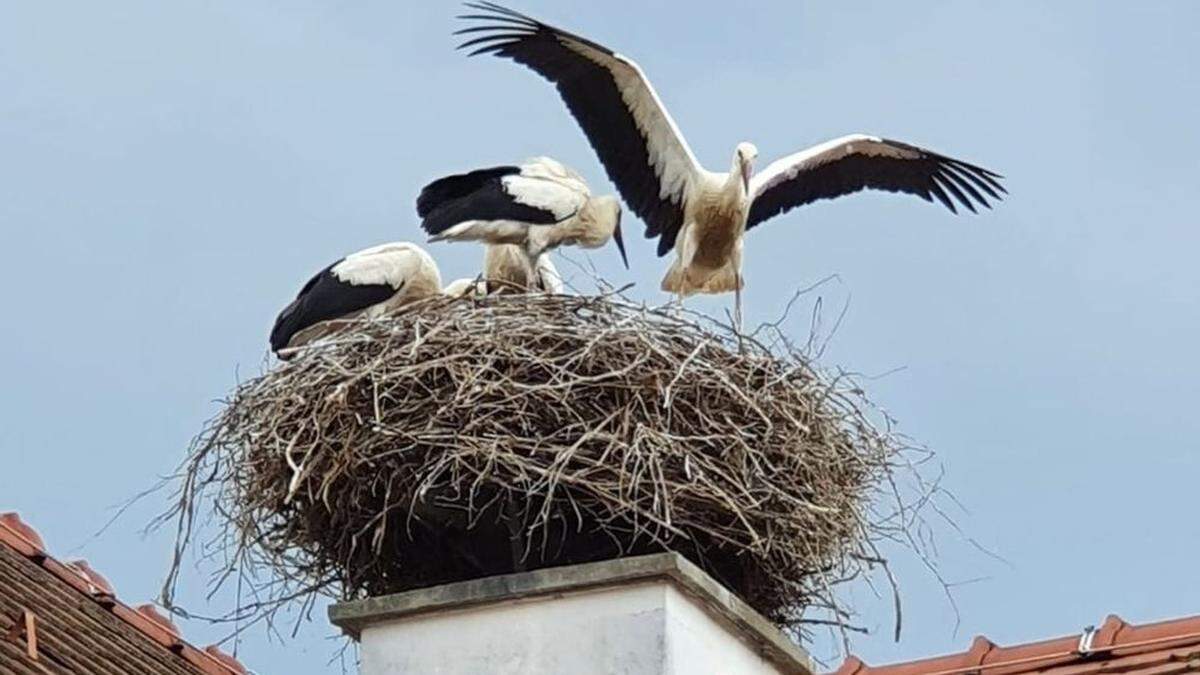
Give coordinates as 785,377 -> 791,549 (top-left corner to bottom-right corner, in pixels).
835,613 -> 1200,675
0,512 -> 250,675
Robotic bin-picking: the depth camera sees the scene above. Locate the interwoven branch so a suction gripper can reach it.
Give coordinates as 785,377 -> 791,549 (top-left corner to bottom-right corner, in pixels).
161,291 -> 929,639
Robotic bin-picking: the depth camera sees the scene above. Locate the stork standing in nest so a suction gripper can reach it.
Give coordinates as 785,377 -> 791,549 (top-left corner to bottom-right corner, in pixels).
483,243 -> 564,294
457,2 -> 1006,327
441,244 -> 562,296
417,156 -> 628,290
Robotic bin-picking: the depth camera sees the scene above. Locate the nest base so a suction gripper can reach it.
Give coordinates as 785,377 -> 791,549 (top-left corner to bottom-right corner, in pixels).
165,293 -> 915,636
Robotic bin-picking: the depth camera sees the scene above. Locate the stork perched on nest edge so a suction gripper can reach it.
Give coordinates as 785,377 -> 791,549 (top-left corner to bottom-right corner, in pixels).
271,242 -> 460,359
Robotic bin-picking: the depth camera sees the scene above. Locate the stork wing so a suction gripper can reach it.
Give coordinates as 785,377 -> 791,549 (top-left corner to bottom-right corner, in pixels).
418,163 -> 579,239
334,244 -> 424,289
458,2 -> 702,257
501,157 -> 590,221
270,261 -> 396,354
417,166 -> 519,219
747,135 -> 1006,230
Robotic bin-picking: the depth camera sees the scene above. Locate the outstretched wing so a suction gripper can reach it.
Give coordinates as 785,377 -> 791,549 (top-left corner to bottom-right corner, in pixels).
457,2 -> 703,257
747,135 -> 1006,230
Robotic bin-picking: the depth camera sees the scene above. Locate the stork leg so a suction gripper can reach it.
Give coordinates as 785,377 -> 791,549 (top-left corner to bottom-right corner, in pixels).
734,276 -> 744,334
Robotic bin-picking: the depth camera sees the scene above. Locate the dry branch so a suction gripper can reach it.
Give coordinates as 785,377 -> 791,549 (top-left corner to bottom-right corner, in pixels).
160,291 -> 929,639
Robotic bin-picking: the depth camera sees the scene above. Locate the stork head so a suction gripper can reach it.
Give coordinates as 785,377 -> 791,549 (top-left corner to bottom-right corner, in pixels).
733,142 -> 759,194
581,195 -> 628,269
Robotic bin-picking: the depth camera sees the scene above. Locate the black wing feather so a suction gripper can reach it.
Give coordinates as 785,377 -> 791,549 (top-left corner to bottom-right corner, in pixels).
457,3 -> 685,257
269,264 -> 397,355
417,168 -> 561,236
417,165 -> 518,217
747,140 -> 1006,230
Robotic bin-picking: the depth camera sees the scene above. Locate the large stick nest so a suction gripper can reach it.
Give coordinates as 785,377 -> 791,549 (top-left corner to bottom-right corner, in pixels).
163,292 -> 925,635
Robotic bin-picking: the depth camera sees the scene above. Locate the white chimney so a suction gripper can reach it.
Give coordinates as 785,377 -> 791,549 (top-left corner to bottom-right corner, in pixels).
330,553 -> 814,675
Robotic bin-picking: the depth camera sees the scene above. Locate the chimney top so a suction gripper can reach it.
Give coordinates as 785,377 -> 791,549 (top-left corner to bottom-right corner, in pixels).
330,552 -> 814,675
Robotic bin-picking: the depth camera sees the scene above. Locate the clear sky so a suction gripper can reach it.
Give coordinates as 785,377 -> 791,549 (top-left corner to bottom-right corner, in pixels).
2,1 -> 1198,672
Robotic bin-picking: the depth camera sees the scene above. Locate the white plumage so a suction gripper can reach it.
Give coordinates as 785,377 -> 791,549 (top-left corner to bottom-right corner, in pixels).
459,3 -> 1006,325
418,156 -> 628,284
483,243 -> 564,294
502,157 -> 590,217
270,242 -> 444,358
331,242 -> 443,293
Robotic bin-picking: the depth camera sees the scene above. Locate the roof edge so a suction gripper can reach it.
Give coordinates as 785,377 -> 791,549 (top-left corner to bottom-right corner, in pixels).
836,612 -> 1200,675
0,511 -> 249,675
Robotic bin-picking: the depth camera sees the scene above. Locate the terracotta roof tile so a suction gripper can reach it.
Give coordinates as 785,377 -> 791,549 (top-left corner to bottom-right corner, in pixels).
835,614 -> 1200,675
65,559 -> 117,599
204,645 -> 250,675
0,511 -> 252,675
0,513 -> 45,556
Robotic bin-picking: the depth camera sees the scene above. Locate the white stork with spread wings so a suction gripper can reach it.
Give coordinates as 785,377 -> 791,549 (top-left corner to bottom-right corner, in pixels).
457,3 -> 1006,323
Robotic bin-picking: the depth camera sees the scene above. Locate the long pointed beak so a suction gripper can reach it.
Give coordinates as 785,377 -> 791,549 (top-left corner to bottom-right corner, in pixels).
741,164 -> 752,193
613,221 -> 629,269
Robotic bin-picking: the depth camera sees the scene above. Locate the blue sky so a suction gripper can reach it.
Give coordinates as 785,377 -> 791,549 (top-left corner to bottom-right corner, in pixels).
2,1 -> 1198,672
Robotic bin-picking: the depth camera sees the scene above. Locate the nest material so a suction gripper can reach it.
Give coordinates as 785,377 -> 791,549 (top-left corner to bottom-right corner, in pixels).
165,292 -> 920,633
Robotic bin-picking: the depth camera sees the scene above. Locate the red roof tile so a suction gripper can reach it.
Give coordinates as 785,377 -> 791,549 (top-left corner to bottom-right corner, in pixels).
65,559 -> 117,598
835,614 -> 1200,675
0,511 -> 252,675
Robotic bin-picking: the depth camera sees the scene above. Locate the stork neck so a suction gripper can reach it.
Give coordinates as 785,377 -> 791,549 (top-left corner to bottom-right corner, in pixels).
725,168 -> 742,188
720,168 -> 748,205
542,210 -> 591,252
724,166 -> 749,201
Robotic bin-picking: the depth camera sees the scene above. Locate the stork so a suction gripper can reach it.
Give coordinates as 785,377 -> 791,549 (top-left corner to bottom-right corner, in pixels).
270,242 -> 447,359
484,243 -> 564,294
456,3 -> 1006,326
417,157 -> 629,283
441,244 -> 562,297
